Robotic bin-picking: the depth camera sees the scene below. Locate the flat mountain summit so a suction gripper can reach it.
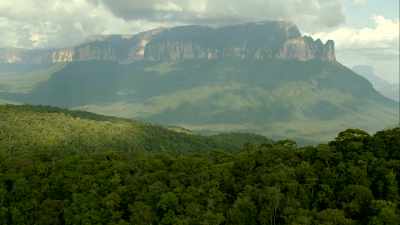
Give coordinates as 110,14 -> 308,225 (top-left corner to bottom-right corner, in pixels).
0,21 -> 335,64
0,21 -> 397,142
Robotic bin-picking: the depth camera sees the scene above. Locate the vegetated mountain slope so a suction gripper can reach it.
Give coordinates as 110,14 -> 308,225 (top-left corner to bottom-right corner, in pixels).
0,63 -> 61,105
353,65 -> 399,102
0,105 -> 272,154
0,63 -> 65,95
2,59 -> 397,143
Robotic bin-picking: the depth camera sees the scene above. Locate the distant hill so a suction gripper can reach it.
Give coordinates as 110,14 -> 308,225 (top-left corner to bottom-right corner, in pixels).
0,104 -> 272,154
353,65 -> 399,102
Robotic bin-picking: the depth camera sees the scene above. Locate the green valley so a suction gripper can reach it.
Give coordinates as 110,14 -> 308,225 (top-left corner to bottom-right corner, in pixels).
1,59 -> 397,143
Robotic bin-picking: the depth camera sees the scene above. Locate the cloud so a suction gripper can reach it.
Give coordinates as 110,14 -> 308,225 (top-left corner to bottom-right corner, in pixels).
312,16 -> 399,83
352,0 -> 367,6
91,0 -> 346,28
312,16 -> 399,51
0,0 -> 165,49
0,0 -> 347,49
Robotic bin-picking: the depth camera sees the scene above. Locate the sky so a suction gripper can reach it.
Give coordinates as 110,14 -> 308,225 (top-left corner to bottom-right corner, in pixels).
0,0 -> 398,83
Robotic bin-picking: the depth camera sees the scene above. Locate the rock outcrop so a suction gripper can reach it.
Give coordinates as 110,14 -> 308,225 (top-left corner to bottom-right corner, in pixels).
0,21 -> 336,64
0,28 -> 164,65
144,21 -> 306,61
278,36 -> 336,61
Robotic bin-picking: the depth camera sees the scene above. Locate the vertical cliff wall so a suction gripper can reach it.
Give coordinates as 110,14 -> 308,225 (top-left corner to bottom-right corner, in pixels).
0,22 -> 336,64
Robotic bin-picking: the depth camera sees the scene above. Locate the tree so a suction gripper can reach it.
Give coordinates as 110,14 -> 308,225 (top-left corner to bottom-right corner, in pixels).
129,202 -> 155,225
340,185 -> 374,221
317,209 -> 353,225
158,192 -> 179,214
228,196 -> 257,225
369,200 -> 399,225
258,187 -> 283,225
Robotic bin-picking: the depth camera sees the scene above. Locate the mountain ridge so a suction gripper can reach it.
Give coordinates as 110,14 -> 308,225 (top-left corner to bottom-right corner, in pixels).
0,21 -> 335,64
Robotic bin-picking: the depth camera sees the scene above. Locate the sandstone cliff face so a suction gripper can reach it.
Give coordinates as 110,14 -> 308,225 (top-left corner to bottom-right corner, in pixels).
278,36 -> 336,61
144,21 -> 306,61
0,28 -> 164,65
47,28 -> 164,63
0,22 -> 336,64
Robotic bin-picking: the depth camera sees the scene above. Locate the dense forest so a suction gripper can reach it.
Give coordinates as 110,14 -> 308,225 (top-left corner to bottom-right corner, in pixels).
0,105 -> 399,224
0,105 -> 272,154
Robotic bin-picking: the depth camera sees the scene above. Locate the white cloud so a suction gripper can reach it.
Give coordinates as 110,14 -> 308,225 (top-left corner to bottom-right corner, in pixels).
312,16 -> 399,50
154,2 -> 183,12
0,0 -> 347,49
0,0 -> 165,49
312,16 -> 399,83
352,0 -> 367,6
93,0 -> 346,29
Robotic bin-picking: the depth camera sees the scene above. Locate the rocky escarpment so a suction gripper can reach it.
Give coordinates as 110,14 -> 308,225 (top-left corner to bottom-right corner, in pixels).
0,28 -> 163,64
278,37 -> 336,61
144,22 -> 300,61
60,28 -> 164,63
0,21 -> 336,64
144,22 -> 335,62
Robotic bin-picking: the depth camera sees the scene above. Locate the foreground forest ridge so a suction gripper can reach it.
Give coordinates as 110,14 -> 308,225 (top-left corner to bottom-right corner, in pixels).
0,105 -> 399,224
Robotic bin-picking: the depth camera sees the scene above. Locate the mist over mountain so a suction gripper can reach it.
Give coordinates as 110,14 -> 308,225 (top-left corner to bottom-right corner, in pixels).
352,65 -> 399,102
0,21 -> 397,142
